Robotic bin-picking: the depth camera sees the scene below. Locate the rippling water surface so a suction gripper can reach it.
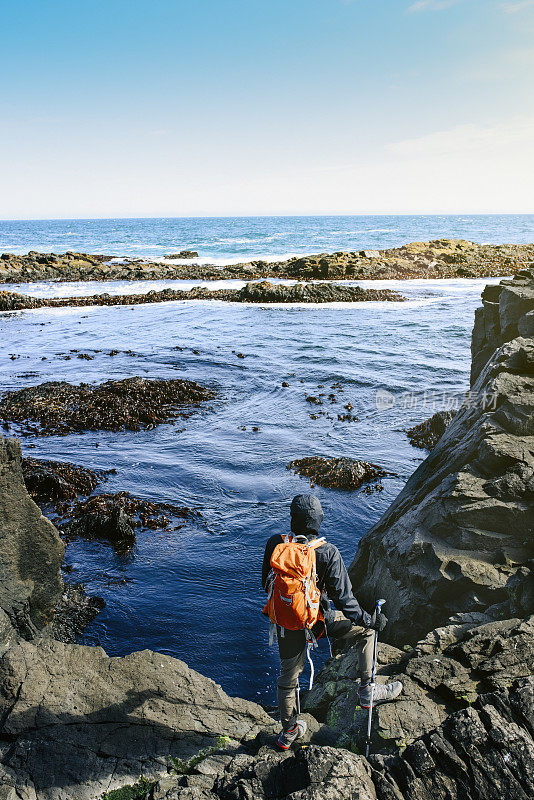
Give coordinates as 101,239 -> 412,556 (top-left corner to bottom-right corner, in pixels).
0,275 -> 506,703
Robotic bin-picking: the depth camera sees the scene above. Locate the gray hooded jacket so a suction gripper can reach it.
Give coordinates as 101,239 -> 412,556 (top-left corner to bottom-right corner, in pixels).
261,494 -> 371,630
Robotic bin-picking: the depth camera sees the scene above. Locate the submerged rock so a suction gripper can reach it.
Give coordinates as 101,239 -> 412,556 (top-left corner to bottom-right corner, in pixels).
0,377 -> 215,436
48,582 -> 106,643
405,409 -> 457,450
287,456 -> 391,490
164,250 -> 199,258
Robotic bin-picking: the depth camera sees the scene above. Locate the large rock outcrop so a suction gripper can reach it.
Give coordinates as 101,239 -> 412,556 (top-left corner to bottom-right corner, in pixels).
0,437 -> 64,638
0,618 -> 274,800
349,269 -> 534,647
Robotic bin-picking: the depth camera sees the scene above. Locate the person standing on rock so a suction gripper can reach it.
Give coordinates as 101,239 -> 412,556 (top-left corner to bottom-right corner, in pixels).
262,493 -> 402,750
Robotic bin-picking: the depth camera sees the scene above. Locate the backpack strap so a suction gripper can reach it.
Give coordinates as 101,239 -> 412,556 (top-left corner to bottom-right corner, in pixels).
282,535 -> 326,548
308,537 -> 326,550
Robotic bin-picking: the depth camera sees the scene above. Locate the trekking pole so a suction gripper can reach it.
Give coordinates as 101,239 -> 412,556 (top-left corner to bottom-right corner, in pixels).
296,679 -> 301,715
306,643 -> 315,690
365,599 -> 386,759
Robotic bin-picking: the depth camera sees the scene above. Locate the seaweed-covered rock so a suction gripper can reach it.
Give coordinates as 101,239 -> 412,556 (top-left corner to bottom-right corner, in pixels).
287,456 -> 391,490
0,377 -> 215,436
58,490 -> 200,552
0,280 -> 406,311
405,410 -> 457,450
22,456 -> 112,502
164,250 -> 199,259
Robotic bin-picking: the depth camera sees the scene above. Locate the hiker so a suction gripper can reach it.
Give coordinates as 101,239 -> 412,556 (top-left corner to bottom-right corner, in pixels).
262,493 -> 402,750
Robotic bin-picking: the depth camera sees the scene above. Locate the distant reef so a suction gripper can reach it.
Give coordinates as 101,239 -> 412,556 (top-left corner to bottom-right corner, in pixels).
0,280 -> 405,312
1,238 -> 533,283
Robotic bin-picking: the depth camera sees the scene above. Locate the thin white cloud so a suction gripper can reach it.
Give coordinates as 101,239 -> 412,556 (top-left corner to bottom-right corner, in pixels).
407,0 -> 466,11
388,116 -> 534,157
501,0 -> 534,11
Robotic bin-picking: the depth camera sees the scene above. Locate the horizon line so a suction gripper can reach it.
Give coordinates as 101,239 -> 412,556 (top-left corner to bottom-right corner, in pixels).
1,212 -> 534,223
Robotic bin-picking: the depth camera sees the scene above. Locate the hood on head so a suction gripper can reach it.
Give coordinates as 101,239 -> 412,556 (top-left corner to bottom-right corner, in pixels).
290,494 -> 324,535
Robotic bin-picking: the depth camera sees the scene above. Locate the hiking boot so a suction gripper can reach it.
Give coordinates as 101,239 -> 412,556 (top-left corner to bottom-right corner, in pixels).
358,681 -> 403,709
276,719 -> 307,750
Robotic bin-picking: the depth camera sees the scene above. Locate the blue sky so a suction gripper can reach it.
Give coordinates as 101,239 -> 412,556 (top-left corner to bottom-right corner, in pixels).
1,0 -> 533,217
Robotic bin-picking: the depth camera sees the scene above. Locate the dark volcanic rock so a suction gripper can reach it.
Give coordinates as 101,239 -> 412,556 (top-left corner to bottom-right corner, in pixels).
48,582 -> 106,643
406,410 -> 457,450
164,250 -> 199,258
288,456 -> 391,490
235,280 -> 405,303
149,677 -> 534,800
0,627 -> 275,800
370,678 -> 534,800
349,271 -> 534,647
0,377 -> 215,436
471,266 -> 534,384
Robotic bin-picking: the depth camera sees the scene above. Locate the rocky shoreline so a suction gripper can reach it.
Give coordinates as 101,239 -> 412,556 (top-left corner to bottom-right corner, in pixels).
0,269 -> 532,798
1,238 -> 532,283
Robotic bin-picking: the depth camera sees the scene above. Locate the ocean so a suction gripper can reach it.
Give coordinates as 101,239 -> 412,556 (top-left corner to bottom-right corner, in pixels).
1,215 -> 532,705
1,214 -> 533,262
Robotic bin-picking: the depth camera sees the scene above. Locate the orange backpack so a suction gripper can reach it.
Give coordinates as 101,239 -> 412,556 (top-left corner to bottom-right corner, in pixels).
263,534 -> 325,631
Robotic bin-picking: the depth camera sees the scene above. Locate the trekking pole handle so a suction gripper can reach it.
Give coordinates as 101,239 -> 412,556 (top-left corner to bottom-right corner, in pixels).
376,599 -> 386,614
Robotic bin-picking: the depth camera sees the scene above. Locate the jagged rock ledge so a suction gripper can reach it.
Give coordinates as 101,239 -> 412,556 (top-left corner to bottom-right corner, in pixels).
0,239 -> 532,282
